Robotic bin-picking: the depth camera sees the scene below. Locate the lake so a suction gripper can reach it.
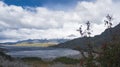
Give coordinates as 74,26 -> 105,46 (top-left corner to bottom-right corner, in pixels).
1,46 -> 80,60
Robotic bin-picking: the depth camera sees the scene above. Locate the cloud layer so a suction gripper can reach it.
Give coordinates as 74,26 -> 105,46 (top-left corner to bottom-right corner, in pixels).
0,0 -> 120,42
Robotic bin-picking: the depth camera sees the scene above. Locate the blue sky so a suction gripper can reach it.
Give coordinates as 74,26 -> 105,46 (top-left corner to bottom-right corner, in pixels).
3,0 -> 79,6
3,0 -> 93,10
0,0 -> 120,43
3,0 -> 89,6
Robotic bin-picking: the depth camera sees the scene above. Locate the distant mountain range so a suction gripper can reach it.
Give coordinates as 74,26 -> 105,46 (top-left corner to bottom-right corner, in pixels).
53,23 -> 120,49
1,23 -> 120,47
0,39 -> 70,45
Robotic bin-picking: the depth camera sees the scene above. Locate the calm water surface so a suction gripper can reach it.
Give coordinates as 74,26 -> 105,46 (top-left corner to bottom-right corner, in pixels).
1,46 -> 80,59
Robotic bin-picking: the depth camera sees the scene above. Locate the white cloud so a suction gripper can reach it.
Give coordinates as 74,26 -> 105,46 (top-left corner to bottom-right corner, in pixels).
0,0 -> 120,42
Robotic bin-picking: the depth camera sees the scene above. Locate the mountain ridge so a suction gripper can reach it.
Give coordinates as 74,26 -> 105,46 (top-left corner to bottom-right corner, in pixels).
53,23 -> 120,49
0,39 -> 70,45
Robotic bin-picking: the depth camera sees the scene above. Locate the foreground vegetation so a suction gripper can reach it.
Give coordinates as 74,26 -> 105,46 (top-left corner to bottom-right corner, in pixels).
0,52 -> 80,67
21,57 -> 80,67
75,14 -> 120,67
0,51 -> 30,67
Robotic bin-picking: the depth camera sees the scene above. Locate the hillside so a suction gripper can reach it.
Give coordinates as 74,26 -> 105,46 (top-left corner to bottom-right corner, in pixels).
0,39 -> 69,45
53,23 -> 120,49
11,43 -> 57,47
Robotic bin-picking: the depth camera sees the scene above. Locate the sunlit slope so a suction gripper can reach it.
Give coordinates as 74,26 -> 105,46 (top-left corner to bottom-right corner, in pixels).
12,42 -> 57,47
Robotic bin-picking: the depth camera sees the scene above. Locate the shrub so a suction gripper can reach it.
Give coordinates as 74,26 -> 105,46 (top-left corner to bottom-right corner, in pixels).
21,57 -> 43,62
53,57 -> 79,64
97,42 -> 120,67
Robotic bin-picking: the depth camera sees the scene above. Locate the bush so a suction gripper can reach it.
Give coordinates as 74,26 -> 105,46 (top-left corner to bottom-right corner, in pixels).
97,42 -> 120,67
53,57 -> 79,64
0,51 -> 13,61
21,57 -> 43,62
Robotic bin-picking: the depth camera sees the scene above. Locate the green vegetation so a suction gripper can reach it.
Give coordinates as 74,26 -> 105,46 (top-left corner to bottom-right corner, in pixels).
0,51 -> 13,61
53,57 -> 80,64
0,51 -> 30,67
21,57 -> 80,64
76,14 -> 120,67
21,57 -> 53,64
22,57 -> 43,61
96,42 -> 120,67
21,57 -> 80,67
78,41 -> 120,67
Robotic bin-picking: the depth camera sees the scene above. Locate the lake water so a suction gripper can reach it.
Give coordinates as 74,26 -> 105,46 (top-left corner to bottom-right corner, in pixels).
1,46 -> 80,59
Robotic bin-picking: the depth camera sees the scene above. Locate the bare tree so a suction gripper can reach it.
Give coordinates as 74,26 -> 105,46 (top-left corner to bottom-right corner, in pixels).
86,21 -> 92,37
77,21 -> 96,67
104,14 -> 114,43
86,21 -> 90,30
104,14 -> 113,28
77,25 -> 87,59
77,25 -> 83,37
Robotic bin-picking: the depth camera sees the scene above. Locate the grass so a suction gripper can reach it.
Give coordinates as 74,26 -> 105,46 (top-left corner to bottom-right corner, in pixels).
53,57 -> 80,64
21,57 -> 80,64
21,57 -> 54,67
21,57 -> 80,67
21,57 -> 53,64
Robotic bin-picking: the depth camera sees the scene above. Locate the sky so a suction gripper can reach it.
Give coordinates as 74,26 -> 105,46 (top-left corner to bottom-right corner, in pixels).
0,0 -> 120,43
